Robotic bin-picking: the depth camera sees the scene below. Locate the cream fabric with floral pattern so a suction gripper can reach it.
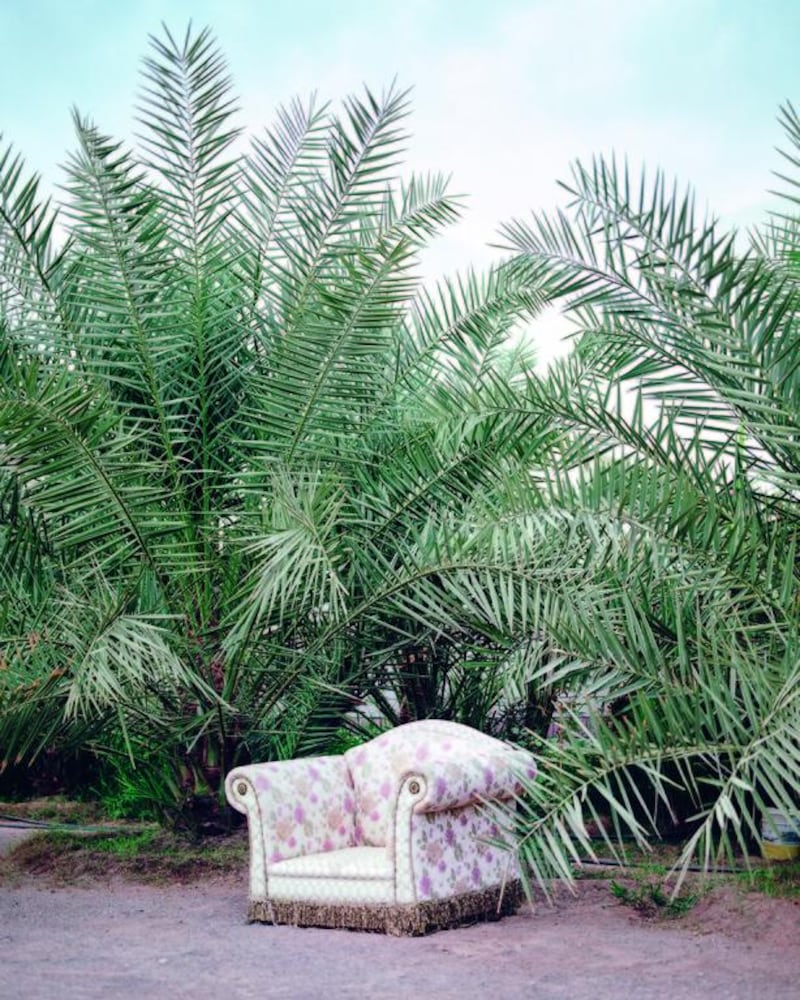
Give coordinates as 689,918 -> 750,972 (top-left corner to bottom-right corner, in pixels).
226,719 -> 537,925
231,754 -> 356,864
344,719 -> 533,847
410,803 -> 517,900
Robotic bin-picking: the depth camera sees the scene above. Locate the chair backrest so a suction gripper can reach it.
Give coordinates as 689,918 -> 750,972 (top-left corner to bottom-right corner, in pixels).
344,720 -> 510,847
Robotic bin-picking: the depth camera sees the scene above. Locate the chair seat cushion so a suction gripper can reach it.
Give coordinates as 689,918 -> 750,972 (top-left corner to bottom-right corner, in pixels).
268,846 -> 394,904
270,845 -> 393,880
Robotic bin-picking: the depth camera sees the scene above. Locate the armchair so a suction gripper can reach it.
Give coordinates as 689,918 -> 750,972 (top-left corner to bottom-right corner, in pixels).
225,720 -> 536,935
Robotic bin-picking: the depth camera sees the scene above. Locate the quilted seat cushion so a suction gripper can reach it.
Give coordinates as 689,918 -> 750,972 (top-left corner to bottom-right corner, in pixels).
269,845 -> 393,880
268,846 -> 395,904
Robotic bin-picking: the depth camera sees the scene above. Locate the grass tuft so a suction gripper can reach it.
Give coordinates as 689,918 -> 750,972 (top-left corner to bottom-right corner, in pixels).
1,825 -> 248,886
738,861 -> 800,899
609,877 -> 700,917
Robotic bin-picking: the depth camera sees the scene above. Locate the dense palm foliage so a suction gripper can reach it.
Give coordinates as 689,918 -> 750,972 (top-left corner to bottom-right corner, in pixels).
487,116 -> 800,888
0,26 -> 549,822
2,22 -> 797,880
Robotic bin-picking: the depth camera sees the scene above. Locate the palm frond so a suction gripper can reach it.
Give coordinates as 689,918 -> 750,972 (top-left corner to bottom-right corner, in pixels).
137,23 -> 242,253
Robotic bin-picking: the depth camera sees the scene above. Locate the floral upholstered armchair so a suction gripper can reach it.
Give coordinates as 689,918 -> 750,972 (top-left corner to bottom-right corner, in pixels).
225,719 -> 536,935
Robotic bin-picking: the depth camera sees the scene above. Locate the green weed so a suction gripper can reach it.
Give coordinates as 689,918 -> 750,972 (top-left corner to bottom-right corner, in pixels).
737,862 -> 800,899
1,825 -> 248,885
90,829 -> 162,856
610,877 -> 700,917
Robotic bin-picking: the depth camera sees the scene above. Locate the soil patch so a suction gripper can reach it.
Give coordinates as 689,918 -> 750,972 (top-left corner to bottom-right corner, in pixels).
2,818 -> 800,998
0,826 -> 248,886
679,883 -> 800,948
2,875 -> 800,1000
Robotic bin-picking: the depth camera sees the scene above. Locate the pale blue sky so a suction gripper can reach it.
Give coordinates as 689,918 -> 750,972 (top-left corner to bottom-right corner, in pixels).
1,0 -> 799,344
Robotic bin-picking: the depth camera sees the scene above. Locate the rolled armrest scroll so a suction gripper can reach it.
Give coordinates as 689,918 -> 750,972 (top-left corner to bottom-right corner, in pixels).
406,747 -> 536,814
225,755 -> 357,864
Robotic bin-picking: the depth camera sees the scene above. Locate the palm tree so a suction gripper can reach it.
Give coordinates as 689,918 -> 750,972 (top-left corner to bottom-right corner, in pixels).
7,23 -> 794,877
484,110 -> 800,889
0,25 -> 550,823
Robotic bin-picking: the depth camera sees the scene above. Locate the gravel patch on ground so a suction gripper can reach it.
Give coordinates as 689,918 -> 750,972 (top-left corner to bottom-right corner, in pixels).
0,826 -> 37,858
2,873 -> 799,999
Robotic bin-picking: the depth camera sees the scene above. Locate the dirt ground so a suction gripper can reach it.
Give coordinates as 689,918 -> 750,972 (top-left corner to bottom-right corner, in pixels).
2,827 -> 799,1000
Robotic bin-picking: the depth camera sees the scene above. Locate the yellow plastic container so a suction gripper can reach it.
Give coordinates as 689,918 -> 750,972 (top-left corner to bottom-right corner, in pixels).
761,841 -> 800,861
760,807 -> 800,861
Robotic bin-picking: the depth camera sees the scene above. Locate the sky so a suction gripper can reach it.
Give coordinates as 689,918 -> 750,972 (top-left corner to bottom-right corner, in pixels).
1,0 -> 799,364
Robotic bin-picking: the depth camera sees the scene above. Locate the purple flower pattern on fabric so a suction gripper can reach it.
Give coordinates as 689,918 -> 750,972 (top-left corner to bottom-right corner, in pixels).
344,719 -> 535,847
240,720 -> 533,898
410,803 -> 518,901
250,754 -> 356,863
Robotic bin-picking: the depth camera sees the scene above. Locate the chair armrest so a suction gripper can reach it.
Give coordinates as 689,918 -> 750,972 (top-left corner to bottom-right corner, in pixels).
404,747 -> 536,814
391,762 -> 528,904
344,721 -> 538,849
225,754 -> 356,865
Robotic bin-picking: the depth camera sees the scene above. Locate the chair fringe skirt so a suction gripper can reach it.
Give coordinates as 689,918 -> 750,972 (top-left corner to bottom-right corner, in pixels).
247,880 -> 523,936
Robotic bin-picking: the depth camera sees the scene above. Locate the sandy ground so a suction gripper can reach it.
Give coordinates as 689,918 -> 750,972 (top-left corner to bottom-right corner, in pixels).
0,826 -> 36,858
2,827 -> 799,1000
